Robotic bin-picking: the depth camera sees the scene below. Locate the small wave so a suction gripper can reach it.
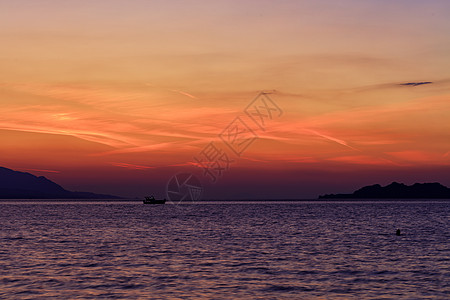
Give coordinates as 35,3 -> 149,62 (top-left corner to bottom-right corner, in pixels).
2,236 -> 24,240
1,278 -> 21,284
297,270 -> 321,275
262,284 -> 313,292
331,269 -> 364,276
82,263 -> 100,267
373,270 -> 399,275
121,283 -> 146,290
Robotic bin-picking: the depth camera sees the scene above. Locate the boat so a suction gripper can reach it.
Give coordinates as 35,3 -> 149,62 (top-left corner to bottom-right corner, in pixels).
143,196 -> 166,204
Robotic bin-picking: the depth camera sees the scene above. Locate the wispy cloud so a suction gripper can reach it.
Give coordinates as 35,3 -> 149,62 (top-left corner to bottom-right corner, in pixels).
386,150 -> 439,163
19,168 -> 61,173
399,81 -> 433,87
170,89 -> 199,99
326,155 -> 399,166
2,80 -> 449,170
303,129 -> 359,151
96,143 -> 179,156
0,82 -> 235,155
261,92 -> 450,166
110,162 -> 155,170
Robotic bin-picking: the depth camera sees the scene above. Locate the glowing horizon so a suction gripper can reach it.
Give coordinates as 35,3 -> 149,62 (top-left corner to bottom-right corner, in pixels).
1,0 -> 450,198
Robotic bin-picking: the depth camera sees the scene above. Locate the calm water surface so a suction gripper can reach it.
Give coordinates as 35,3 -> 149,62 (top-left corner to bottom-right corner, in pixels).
0,201 -> 449,299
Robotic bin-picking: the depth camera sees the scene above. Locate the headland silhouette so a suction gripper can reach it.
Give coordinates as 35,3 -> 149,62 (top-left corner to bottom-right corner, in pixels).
0,167 -> 121,199
319,182 -> 450,199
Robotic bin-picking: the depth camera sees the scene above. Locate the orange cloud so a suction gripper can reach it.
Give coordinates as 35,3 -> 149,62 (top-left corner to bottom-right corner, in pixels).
110,162 -> 155,170
386,151 -> 442,164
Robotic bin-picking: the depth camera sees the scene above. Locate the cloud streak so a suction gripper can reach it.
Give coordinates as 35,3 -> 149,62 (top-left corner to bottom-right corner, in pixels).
303,129 -> 359,151
170,89 -> 199,99
2,80 -> 450,172
110,162 -> 155,170
18,168 -> 61,173
399,81 -> 433,87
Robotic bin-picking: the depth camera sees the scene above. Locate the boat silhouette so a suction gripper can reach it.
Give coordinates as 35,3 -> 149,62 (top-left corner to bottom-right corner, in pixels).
143,195 -> 166,204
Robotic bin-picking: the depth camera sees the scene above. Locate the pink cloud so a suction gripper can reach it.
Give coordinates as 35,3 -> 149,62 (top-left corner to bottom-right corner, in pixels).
19,168 -> 61,173
110,162 -> 155,170
386,151 -> 440,163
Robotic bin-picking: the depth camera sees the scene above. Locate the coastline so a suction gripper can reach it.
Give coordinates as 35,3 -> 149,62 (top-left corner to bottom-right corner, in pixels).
1,198 -> 449,203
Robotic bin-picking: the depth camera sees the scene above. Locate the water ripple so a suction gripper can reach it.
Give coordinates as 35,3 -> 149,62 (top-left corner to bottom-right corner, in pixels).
0,202 -> 448,299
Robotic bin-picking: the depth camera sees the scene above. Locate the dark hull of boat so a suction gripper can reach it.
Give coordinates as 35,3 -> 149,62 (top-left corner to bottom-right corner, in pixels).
143,199 -> 166,204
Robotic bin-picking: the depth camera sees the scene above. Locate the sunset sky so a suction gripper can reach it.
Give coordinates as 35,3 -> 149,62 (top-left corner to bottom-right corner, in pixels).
1,0 -> 450,199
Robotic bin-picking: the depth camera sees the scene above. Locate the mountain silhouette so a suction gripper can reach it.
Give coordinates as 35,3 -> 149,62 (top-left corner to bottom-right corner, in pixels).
0,167 -> 121,199
319,182 -> 450,199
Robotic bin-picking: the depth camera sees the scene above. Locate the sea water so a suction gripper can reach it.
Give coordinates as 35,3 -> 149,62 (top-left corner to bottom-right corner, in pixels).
0,201 -> 449,299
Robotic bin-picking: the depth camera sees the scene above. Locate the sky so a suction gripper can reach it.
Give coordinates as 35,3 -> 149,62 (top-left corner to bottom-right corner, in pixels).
1,0 -> 450,199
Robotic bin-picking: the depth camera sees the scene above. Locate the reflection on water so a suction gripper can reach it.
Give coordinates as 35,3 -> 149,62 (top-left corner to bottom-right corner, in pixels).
0,202 -> 449,299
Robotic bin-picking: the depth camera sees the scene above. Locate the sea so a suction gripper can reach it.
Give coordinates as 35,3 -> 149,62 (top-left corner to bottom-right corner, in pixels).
0,201 -> 448,299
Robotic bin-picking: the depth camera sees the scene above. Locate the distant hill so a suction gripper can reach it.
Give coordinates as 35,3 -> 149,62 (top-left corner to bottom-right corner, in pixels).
0,167 -> 121,199
319,182 -> 450,199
